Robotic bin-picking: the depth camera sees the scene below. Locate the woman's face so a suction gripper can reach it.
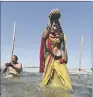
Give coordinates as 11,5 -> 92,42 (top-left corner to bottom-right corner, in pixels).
51,20 -> 59,32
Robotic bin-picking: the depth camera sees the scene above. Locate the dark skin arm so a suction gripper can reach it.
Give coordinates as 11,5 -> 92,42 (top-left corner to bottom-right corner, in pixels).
10,63 -> 22,73
3,63 -> 11,73
13,65 -> 22,73
3,67 -> 7,73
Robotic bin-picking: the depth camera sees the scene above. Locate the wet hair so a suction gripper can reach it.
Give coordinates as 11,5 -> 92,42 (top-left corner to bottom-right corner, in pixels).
12,55 -> 18,61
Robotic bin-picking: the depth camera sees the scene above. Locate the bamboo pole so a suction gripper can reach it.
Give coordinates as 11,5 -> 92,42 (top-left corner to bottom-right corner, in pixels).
11,22 -> 16,60
79,36 -> 83,71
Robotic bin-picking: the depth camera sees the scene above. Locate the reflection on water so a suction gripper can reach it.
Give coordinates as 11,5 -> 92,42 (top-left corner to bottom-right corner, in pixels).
1,72 -> 92,97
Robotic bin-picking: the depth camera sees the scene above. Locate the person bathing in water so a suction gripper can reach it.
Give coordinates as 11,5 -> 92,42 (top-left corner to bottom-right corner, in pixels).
3,55 -> 23,77
39,9 -> 73,91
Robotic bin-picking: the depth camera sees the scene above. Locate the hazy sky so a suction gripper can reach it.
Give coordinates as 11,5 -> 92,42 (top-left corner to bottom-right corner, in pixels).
1,2 -> 92,71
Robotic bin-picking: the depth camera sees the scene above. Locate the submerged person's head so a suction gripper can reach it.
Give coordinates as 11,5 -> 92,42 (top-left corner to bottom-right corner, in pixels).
11,55 -> 18,64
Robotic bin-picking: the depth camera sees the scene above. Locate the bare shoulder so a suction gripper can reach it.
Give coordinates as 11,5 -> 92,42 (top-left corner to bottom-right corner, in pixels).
17,62 -> 23,67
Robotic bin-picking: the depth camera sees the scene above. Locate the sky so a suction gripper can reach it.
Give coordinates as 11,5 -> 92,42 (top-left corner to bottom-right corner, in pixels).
1,2 -> 92,71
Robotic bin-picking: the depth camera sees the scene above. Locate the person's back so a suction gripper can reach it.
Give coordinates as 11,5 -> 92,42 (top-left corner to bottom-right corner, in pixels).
3,55 -> 22,77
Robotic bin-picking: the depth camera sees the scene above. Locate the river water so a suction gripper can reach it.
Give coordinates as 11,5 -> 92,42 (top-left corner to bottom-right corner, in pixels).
1,71 -> 92,97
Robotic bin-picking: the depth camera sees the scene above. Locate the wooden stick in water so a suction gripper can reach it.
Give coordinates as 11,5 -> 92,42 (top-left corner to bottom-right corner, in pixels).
3,22 -> 16,73
11,21 -> 16,60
